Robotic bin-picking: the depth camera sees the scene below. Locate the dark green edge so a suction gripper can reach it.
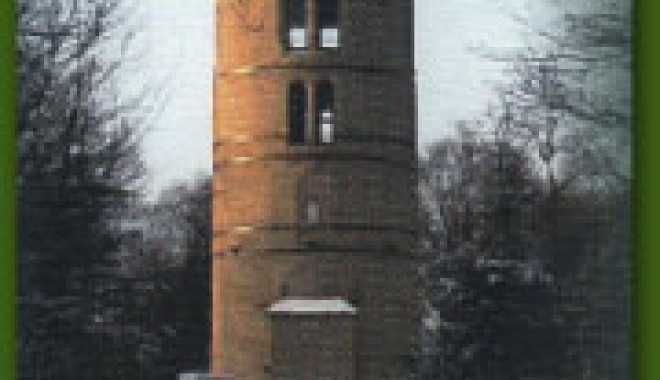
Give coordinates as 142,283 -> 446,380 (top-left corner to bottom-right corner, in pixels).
0,0 -> 16,379
635,0 -> 660,379
0,1 -> 656,379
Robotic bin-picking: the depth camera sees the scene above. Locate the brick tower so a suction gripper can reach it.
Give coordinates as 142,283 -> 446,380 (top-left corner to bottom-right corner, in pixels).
212,1 -> 417,379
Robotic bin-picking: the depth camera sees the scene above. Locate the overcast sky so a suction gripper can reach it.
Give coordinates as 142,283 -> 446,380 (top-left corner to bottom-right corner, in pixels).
136,0 -> 532,197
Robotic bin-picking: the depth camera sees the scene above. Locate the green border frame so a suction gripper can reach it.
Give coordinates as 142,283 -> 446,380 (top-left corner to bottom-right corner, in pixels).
635,0 -> 660,379
0,0 -> 17,379
0,0 -> 658,379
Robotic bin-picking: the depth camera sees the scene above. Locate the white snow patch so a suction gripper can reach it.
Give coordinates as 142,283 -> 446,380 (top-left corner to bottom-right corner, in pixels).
267,298 -> 358,315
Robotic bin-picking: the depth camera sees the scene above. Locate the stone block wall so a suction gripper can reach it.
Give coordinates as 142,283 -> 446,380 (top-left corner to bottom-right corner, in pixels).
213,1 -> 418,379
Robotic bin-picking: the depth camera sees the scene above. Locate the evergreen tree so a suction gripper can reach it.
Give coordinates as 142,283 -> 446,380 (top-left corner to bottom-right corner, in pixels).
17,1 -> 146,378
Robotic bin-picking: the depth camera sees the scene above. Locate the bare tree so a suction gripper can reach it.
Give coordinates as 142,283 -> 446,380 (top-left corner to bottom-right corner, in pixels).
489,0 -> 631,193
500,3 -> 632,378
424,2 -> 632,378
115,176 -> 211,378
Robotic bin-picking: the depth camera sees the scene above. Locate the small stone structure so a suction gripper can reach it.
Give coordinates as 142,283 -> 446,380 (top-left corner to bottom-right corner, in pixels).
268,298 -> 357,380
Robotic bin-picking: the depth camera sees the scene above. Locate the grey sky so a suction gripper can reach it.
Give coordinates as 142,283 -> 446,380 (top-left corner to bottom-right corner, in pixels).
138,0 -> 530,196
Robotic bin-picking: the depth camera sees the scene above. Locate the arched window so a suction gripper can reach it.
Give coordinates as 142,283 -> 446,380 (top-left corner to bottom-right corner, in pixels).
282,0 -> 340,50
288,82 -> 307,145
316,81 -> 335,144
317,0 -> 339,48
283,0 -> 307,49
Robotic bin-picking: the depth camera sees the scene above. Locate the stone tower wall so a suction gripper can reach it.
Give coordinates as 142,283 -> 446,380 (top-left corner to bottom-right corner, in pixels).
213,1 -> 418,379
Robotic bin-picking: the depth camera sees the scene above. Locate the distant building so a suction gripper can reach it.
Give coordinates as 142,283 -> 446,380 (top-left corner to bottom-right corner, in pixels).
213,1 -> 419,379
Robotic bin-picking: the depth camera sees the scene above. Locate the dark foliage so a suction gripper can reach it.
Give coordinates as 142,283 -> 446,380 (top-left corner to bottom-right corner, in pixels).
420,136 -> 566,380
16,0 -> 146,378
420,2 -> 630,379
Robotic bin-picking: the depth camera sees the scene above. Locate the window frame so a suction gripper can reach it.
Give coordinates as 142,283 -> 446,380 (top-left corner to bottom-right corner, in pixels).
281,0 -> 341,52
288,81 -> 308,145
282,0 -> 309,51
287,80 -> 337,147
316,0 -> 340,50
315,80 -> 335,145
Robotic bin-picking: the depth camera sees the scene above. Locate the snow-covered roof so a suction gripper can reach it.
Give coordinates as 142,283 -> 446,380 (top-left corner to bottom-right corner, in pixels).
267,298 -> 358,316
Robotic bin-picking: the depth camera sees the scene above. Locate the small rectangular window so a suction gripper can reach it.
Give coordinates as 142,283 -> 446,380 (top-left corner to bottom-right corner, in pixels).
306,200 -> 320,224
317,0 -> 339,48
316,81 -> 335,144
288,82 -> 307,145
284,0 -> 307,49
